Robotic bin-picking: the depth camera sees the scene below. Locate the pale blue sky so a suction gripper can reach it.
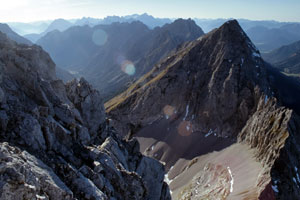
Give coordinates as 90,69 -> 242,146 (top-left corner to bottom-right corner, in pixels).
0,0 -> 299,22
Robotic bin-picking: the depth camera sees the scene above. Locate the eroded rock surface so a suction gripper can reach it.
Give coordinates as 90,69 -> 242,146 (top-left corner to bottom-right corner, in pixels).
0,32 -> 170,200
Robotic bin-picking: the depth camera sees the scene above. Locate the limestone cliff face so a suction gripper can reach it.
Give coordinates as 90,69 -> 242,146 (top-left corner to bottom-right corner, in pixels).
0,32 -> 170,200
238,97 -> 291,169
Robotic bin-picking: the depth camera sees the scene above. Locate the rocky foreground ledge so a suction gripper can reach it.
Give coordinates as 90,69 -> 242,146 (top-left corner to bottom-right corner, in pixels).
0,32 -> 171,200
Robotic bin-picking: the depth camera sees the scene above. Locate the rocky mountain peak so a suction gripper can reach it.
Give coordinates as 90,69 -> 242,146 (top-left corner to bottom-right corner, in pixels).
106,20 -> 300,199
107,19 -> 269,139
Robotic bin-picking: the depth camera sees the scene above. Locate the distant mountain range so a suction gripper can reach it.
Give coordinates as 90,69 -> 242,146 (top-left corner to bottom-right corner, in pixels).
36,19 -> 204,99
194,18 -> 296,33
246,24 -> 300,52
263,40 -> 300,65
0,23 -> 32,45
6,20 -> 51,35
6,13 -> 173,42
23,19 -> 74,43
4,14 -> 300,53
194,18 -> 300,52
263,40 -> 300,82
97,13 -> 172,28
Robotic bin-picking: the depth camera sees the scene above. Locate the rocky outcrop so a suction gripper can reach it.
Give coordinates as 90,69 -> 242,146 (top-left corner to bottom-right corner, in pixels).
0,142 -> 73,200
238,96 -> 291,169
0,32 -> 170,200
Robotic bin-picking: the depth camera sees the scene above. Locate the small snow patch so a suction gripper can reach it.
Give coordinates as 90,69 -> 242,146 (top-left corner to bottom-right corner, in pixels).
295,167 -> 300,183
252,52 -> 261,58
227,167 -> 234,193
151,145 -> 155,151
183,104 -> 190,120
264,95 -> 268,104
36,195 -> 46,199
205,129 -> 213,137
272,185 -> 279,193
25,184 -> 36,190
293,177 -> 297,184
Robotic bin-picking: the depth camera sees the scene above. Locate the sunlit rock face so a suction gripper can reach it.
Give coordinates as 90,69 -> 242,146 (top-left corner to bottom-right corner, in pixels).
107,20 -> 300,199
0,32 -> 171,200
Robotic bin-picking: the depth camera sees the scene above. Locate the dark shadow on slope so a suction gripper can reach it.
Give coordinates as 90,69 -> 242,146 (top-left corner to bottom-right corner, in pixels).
265,62 -> 300,115
136,116 -> 234,167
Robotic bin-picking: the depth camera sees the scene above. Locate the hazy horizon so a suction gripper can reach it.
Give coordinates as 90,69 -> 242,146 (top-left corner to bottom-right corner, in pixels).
1,0 -> 300,23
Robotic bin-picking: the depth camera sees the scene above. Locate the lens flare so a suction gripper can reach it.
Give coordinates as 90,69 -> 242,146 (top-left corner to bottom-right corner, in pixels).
92,29 -> 108,46
121,60 -> 136,76
177,121 -> 193,136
